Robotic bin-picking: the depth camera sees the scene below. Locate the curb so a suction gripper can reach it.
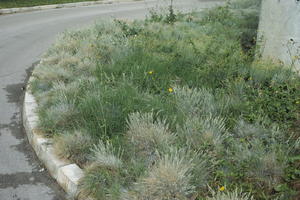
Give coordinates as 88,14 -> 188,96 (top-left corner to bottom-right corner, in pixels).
23,74 -> 91,200
0,0 -> 139,15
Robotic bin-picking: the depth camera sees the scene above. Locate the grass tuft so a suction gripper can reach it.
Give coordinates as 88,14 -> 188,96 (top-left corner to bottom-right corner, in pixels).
54,130 -> 94,166
126,112 -> 175,165
123,150 -> 195,200
89,140 -> 123,169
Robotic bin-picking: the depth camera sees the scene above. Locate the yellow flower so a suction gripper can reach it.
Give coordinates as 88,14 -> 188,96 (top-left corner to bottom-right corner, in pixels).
148,71 -> 154,75
296,101 -> 300,104
168,88 -> 174,93
219,186 -> 225,191
249,77 -> 253,81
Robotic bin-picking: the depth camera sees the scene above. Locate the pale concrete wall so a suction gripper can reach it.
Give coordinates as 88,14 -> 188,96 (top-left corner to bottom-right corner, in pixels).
258,0 -> 300,71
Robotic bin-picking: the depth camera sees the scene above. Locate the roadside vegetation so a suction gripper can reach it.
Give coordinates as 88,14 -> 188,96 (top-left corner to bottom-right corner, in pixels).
30,0 -> 300,199
0,0 -> 118,9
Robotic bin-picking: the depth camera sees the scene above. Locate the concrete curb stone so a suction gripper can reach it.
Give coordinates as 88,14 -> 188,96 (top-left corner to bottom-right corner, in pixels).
58,164 -> 84,197
23,74 -> 94,200
0,0 -> 137,15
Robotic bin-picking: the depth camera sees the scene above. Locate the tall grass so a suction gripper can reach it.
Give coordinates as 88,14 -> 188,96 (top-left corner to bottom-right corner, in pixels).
30,0 -> 300,199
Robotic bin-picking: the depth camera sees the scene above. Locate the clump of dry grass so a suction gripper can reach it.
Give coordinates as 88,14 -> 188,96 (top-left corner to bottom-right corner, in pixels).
126,112 -> 175,165
54,130 -> 94,166
179,115 -> 228,152
174,86 -> 217,117
234,139 -> 287,189
122,150 -> 195,200
38,100 -> 77,134
89,140 -> 123,169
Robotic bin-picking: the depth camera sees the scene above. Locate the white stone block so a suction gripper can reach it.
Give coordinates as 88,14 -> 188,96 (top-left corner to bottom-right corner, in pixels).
39,146 -> 70,179
24,92 -> 36,103
57,164 -> 84,196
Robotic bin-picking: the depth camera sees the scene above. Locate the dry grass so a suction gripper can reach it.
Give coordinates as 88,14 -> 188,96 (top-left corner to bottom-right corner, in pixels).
122,150 -> 195,200
126,112 -> 175,165
54,130 -> 94,166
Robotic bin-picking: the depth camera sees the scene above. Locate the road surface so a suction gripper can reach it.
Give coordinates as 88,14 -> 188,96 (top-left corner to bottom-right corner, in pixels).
0,0 -> 221,199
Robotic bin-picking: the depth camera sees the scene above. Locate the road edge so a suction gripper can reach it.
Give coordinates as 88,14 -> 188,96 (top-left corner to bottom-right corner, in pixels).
0,0 -> 140,15
23,64 -> 93,200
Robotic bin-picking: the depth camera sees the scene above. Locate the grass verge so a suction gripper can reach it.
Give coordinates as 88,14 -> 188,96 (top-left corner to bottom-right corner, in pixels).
0,0 -> 131,9
30,0 -> 300,199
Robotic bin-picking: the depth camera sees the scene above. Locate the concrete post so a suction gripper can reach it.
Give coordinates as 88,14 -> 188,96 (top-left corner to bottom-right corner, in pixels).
258,0 -> 300,71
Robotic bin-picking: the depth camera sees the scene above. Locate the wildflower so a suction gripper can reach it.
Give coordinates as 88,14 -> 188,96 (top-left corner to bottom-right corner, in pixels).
219,186 -> 225,191
148,71 -> 154,75
168,88 -> 174,93
249,77 -> 252,81
296,101 -> 300,104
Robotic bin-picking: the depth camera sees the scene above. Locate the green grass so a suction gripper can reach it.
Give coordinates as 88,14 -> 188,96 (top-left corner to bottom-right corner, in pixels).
0,0 -> 102,9
30,0 -> 300,199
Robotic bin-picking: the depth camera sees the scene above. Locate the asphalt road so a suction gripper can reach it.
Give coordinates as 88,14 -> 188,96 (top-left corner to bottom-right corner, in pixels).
0,0 -> 221,199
